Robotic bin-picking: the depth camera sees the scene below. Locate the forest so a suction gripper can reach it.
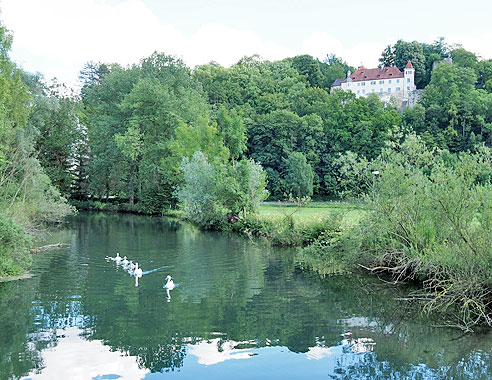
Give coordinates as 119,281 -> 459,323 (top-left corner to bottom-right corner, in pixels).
3,20 -> 492,326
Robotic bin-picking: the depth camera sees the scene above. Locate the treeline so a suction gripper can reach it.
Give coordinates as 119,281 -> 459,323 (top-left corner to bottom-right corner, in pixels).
66,38 -> 492,212
3,22 -> 492,274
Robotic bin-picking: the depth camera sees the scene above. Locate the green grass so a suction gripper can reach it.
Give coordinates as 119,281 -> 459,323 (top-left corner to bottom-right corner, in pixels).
258,201 -> 366,227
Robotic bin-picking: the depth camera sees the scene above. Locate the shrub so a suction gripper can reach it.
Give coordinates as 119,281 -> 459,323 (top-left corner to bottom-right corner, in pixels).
0,214 -> 32,276
356,136 -> 492,329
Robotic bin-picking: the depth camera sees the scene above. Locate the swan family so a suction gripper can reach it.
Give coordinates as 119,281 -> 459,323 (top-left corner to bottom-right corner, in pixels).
107,253 -> 172,291
108,252 -> 143,277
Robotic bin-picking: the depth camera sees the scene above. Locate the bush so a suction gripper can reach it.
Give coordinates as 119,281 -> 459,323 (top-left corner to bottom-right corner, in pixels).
356,136 -> 492,329
176,152 -> 225,228
0,214 -> 32,276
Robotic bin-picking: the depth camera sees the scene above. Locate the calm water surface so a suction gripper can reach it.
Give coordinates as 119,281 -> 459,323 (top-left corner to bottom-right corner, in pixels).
1,213 -> 492,379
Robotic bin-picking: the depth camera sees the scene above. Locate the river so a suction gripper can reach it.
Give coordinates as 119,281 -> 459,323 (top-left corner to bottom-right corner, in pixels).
1,212 -> 491,379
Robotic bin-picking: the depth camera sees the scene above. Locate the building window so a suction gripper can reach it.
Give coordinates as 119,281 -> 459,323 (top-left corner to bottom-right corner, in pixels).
389,79 -> 392,84
397,79 -> 400,83
357,82 -> 360,86
380,88 -> 383,92
407,86 -> 410,91
388,88 -> 391,93
371,81 -> 376,85
407,78 -> 411,83
361,82 -> 366,86
379,80 -> 384,84
362,89 -> 365,94
348,83 -> 350,87
396,87 -> 400,91
372,89 -> 375,93
357,90 -> 360,94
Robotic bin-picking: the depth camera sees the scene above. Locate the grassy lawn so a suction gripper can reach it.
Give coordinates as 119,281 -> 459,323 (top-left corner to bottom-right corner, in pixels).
258,201 -> 366,226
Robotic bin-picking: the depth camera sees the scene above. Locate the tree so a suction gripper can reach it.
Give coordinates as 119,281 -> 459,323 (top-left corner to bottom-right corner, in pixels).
284,151 -> 314,198
290,55 -> 324,87
379,39 -> 447,89
26,77 -> 81,197
320,54 -> 354,89
216,106 -> 247,165
451,48 -> 479,72
418,61 -> 492,152
176,151 -> 220,227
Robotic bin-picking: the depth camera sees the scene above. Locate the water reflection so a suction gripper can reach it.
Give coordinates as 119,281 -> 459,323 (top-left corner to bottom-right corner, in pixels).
1,212 -> 492,379
20,327 -> 149,380
187,338 -> 256,365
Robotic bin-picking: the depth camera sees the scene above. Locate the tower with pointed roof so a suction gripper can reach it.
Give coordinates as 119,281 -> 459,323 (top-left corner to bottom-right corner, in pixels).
403,60 -> 416,98
332,60 -> 417,105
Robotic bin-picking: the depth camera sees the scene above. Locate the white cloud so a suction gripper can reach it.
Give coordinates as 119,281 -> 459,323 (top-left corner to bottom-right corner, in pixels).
3,0 -> 487,89
446,34 -> 492,61
0,0 -> 295,87
301,31 -> 389,68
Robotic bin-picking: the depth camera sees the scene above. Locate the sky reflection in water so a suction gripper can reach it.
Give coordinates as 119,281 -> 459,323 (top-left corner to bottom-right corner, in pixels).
2,213 -> 491,380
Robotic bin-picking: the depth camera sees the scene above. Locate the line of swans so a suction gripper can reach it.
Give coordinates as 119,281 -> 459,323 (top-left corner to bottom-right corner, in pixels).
106,253 -> 176,297
107,252 -> 142,277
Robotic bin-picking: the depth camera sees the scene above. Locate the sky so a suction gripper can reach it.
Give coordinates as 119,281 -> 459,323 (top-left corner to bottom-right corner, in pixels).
1,0 -> 491,88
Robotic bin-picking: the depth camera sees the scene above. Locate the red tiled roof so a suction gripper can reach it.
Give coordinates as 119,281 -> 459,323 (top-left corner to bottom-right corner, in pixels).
405,60 -> 414,69
342,66 -> 404,83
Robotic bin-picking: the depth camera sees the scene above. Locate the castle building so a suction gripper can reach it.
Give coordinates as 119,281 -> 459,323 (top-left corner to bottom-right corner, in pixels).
331,61 -> 416,103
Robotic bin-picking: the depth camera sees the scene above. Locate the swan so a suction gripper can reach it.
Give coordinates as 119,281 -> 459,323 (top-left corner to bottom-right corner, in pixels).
106,252 -> 121,262
122,256 -> 129,266
134,263 -> 142,277
126,260 -> 135,275
164,275 -> 175,290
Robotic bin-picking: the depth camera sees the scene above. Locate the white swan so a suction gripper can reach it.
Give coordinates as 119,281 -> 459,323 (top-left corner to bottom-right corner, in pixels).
129,261 -> 136,270
106,252 -> 121,262
164,275 -> 175,290
134,263 -> 142,277
122,256 -> 129,266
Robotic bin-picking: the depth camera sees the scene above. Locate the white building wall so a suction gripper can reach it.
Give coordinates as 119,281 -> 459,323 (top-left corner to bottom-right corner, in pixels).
341,77 -> 406,98
341,67 -> 416,101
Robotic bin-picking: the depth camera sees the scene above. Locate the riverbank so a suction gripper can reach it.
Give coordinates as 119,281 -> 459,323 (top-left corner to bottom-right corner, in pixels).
177,198 -> 492,330
71,197 -> 492,331
220,202 -> 364,247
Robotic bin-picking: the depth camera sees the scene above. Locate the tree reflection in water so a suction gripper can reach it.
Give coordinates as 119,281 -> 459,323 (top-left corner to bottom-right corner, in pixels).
1,213 -> 492,379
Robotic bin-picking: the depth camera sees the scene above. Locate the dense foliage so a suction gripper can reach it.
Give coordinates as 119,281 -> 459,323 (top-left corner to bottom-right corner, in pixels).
0,24 -> 72,276
358,136 -> 492,329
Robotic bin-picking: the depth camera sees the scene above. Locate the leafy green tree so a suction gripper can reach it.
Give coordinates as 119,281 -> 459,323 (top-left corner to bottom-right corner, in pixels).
165,115 -> 230,178
290,55 -> 324,87
25,78 -> 81,197
284,151 -> 314,198
450,48 -> 479,72
216,106 -> 247,165
320,54 -> 354,89
81,53 -> 210,211
331,151 -> 371,199
418,62 -> 492,151
379,39 -> 448,88
176,151 -> 221,227
478,60 -> 492,92
0,23 -> 72,274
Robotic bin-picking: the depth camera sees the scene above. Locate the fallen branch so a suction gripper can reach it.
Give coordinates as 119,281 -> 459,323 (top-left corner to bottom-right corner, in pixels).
31,243 -> 69,254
